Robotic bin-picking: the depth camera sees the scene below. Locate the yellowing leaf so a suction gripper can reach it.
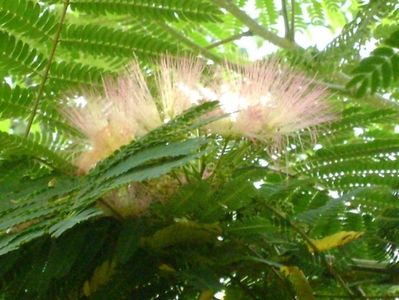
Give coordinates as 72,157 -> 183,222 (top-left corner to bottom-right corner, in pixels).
199,290 -> 214,300
140,221 -> 221,250
309,231 -> 364,253
83,260 -> 116,297
159,263 -> 176,272
280,266 -> 315,300
47,178 -> 57,187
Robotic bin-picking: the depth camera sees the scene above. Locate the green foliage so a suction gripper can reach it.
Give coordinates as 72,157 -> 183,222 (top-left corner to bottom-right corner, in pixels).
60,24 -> 180,59
1,0 -> 399,299
0,0 -> 56,41
0,31 -> 46,76
307,0 -> 324,26
320,0 -> 398,66
0,102 -> 216,255
255,0 -> 278,28
0,83 -> 77,134
347,30 -> 399,97
0,131 -> 73,170
67,0 -> 222,22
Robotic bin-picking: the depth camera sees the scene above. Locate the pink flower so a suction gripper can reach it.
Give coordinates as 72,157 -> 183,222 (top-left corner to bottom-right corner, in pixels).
64,61 -> 162,174
205,60 -> 335,147
62,57 -> 335,217
155,56 -> 205,120
152,57 -> 335,147
64,57 -> 334,173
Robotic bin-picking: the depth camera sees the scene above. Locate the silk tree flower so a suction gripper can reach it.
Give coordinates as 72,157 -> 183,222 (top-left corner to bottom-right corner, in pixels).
63,57 -> 334,217
65,57 -> 334,173
155,56 -> 205,121
235,61 -> 334,138
64,62 -> 163,174
173,60 -> 335,147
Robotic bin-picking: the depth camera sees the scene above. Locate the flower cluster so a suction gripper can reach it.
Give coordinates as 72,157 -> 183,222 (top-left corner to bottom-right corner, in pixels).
64,57 -> 334,217
65,57 -> 335,172
64,61 -> 163,174
167,59 -> 335,146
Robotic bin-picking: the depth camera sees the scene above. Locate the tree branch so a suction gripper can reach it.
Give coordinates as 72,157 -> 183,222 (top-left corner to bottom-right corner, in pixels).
262,202 -> 319,252
211,0 -> 299,50
281,0 -> 290,39
156,21 -> 224,64
205,30 -> 252,49
212,0 -> 398,110
262,202 -> 356,297
290,0 -> 295,41
24,0 -> 70,138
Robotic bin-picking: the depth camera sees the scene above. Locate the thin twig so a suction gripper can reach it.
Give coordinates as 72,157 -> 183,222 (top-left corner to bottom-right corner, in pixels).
156,21 -> 224,64
262,201 -> 319,252
267,164 -> 296,178
170,170 -> 184,185
24,0 -> 70,138
281,0 -> 290,39
325,262 -> 357,298
290,0 -> 295,41
245,247 -> 297,298
262,202 -> 356,297
205,30 -> 252,49
97,198 -> 124,222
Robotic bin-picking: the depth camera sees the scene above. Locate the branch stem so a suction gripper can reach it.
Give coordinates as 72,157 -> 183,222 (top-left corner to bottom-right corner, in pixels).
156,22 -> 224,63
290,0 -> 295,41
206,30 -> 252,49
212,0 -> 299,50
281,0 -> 290,39
97,198 -> 124,222
24,0 -> 70,138
262,202 -> 356,297
262,202 -> 319,252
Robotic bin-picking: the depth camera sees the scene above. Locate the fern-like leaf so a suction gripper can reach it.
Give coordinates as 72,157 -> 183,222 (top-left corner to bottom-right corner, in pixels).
0,0 -> 56,41
347,40 -> 399,97
68,0 -> 222,22
60,24 -> 180,59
